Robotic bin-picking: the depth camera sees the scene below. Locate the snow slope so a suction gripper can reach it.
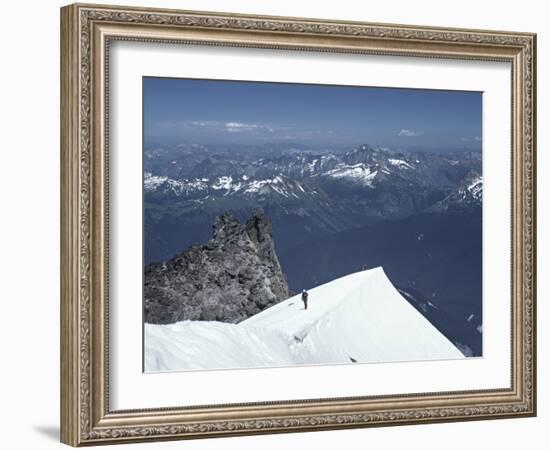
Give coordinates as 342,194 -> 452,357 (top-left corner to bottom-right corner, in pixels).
145,267 -> 464,372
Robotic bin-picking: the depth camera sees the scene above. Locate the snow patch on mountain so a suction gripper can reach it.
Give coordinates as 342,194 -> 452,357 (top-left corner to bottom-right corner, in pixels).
144,172 -> 311,200
324,164 -> 378,187
245,176 -> 282,193
243,176 -> 305,199
467,176 -> 483,200
144,172 -> 175,192
388,158 -> 414,169
145,267 -> 464,372
428,173 -> 483,212
144,172 -> 208,195
212,175 -> 234,190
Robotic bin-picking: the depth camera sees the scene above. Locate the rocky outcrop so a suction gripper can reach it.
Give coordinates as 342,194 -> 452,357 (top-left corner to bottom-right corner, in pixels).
428,170 -> 482,213
144,210 -> 289,324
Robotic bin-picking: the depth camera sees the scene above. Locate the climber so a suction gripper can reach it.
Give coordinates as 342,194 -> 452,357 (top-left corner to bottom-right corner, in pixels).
301,289 -> 309,310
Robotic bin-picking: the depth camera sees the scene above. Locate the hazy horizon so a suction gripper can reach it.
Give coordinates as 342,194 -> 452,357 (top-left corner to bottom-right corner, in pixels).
143,77 -> 483,153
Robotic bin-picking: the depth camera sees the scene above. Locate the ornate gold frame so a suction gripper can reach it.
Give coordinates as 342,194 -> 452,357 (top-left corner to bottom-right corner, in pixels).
60,3 -> 537,446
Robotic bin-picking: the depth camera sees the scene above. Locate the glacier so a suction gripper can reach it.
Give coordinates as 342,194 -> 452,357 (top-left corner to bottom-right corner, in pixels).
144,267 -> 464,372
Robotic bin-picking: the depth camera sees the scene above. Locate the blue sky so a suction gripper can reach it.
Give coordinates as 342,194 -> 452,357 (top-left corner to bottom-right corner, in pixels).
143,77 -> 482,152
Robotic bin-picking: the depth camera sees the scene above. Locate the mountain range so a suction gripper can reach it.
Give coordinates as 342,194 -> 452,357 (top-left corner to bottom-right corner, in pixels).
144,143 -> 483,356
144,144 -> 481,264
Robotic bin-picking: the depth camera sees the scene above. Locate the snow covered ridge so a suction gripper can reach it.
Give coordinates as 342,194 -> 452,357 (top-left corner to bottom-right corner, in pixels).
144,172 -> 208,195
144,171 -> 311,199
144,267 -> 464,372
144,159 -> 407,198
452,174 -> 483,205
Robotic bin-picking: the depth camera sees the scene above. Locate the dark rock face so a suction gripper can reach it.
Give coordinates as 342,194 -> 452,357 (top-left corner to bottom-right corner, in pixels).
144,210 -> 289,324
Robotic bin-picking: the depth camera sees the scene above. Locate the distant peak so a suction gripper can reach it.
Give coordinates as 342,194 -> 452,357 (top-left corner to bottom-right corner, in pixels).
352,144 -> 387,153
355,144 -> 373,152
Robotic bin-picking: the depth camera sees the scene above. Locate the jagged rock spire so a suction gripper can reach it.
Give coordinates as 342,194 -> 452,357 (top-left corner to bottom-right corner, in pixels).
144,210 -> 289,324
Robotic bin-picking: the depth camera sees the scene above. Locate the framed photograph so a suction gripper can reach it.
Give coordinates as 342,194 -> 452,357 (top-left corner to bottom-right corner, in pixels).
60,3 -> 537,446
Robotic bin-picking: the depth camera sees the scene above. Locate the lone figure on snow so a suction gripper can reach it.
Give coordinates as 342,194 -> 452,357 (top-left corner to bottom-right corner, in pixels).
301,289 -> 309,310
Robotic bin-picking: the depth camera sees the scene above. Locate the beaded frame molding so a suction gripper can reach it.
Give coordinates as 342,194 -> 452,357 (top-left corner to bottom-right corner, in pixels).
60,3 -> 536,446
